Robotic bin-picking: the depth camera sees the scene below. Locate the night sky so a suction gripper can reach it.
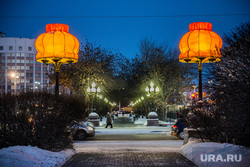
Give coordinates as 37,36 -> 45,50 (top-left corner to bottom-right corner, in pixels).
0,0 -> 249,59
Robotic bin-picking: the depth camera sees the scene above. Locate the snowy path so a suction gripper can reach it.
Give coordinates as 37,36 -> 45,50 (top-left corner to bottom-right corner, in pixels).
74,140 -> 183,153
95,126 -> 171,134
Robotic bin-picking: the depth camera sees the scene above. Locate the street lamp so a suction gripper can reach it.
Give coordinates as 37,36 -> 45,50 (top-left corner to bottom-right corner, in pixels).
87,82 -> 101,113
35,23 -> 79,96
179,22 -> 222,107
35,81 -> 41,91
11,72 -> 18,95
145,81 -> 159,112
193,85 -> 197,93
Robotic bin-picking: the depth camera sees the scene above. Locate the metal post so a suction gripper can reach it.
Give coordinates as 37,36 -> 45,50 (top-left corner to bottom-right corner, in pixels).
55,71 -> 59,96
53,60 -> 60,96
91,93 -> 94,112
198,61 -> 203,107
199,70 -> 202,101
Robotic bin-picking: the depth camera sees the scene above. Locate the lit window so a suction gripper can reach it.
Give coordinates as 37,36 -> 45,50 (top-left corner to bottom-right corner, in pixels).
11,60 -> 15,63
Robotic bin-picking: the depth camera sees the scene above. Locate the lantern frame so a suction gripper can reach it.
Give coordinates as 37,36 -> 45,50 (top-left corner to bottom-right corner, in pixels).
179,22 -> 223,64
35,23 -> 79,67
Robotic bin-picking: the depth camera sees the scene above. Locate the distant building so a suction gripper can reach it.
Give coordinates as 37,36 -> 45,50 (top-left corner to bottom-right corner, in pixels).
0,33 -> 51,95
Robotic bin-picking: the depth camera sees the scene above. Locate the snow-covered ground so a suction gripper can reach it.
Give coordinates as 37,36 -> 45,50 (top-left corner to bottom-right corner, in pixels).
1,124 -> 249,167
180,139 -> 250,167
95,126 -> 171,134
74,140 -> 183,153
0,146 -> 75,167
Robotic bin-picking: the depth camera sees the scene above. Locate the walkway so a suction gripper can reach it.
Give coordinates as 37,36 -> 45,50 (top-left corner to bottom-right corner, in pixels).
63,152 -> 196,167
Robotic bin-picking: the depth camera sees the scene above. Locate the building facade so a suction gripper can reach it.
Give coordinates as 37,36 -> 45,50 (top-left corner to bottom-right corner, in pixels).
0,33 -> 50,95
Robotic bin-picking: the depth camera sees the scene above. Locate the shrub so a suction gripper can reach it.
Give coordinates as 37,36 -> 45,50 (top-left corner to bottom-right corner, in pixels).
0,92 -> 87,151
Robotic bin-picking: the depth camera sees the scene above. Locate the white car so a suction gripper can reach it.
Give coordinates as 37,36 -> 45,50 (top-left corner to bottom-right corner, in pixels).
66,121 -> 95,140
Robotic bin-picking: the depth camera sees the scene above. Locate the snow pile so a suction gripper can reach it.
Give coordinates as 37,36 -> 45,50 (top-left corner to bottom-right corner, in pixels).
180,140 -> 250,167
158,120 -> 172,127
0,146 -> 75,167
99,117 -> 107,126
147,112 -> 158,117
88,112 -> 99,117
134,117 -> 147,125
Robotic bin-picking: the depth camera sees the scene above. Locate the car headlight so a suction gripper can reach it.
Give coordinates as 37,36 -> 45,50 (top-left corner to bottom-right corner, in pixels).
87,127 -> 94,131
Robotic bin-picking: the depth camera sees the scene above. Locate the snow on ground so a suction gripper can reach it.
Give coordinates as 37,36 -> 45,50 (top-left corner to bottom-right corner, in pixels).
2,121 -> 249,167
74,140 -> 184,153
134,117 -> 147,125
179,139 -> 250,167
95,126 -> 171,134
0,146 -> 75,167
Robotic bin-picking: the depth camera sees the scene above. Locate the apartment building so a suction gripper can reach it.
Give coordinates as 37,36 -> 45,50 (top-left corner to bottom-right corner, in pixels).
0,33 -> 50,95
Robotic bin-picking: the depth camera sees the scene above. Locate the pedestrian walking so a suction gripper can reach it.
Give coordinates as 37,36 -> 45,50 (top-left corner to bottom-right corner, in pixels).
105,112 -> 113,128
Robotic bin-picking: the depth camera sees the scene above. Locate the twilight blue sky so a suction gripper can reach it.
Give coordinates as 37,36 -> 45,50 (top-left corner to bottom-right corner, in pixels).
0,0 -> 250,59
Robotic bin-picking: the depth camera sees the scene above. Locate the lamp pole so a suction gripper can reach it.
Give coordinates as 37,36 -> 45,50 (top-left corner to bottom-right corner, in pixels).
145,81 -> 159,113
87,82 -> 101,114
198,61 -> 203,103
35,23 -> 79,96
179,22 -> 222,108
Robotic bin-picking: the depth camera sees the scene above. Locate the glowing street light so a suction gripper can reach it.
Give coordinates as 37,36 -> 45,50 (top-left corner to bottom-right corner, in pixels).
145,81 -> 160,112
87,82 -> 101,113
11,72 -> 18,95
35,23 -> 79,95
179,22 -> 222,106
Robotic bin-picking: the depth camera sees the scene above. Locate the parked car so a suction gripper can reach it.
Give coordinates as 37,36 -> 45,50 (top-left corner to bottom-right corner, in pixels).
170,118 -> 186,140
66,120 -> 95,140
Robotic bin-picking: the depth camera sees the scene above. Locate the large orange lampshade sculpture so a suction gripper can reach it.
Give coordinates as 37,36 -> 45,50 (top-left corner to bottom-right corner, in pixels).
35,23 -> 79,95
179,22 -> 223,105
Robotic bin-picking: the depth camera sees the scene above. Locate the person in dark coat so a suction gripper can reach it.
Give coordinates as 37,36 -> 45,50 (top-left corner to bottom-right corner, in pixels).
105,112 -> 113,128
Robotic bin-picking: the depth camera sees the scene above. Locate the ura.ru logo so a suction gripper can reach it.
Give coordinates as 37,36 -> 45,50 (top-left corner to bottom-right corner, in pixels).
200,154 -> 242,162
